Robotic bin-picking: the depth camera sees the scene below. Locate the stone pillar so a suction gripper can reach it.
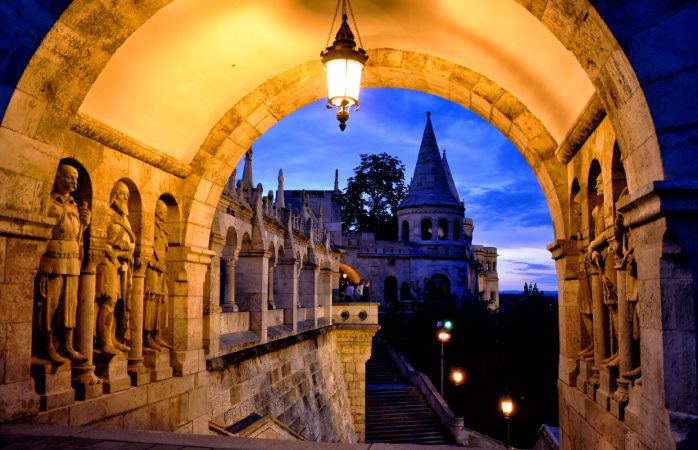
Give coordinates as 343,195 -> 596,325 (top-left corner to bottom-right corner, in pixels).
335,324 -> 380,442
299,262 -> 319,327
72,249 -> 103,400
222,255 -> 239,313
610,259 -> 630,418
331,269 -> 341,304
168,246 -> 214,376
548,240 -> 581,387
268,258 -> 276,309
235,250 -> 270,342
275,258 -> 299,332
128,249 -> 150,386
320,267 -> 333,323
204,234 -> 225,357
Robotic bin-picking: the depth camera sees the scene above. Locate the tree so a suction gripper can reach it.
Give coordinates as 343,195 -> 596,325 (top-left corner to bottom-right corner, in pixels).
341,153 -> 407,240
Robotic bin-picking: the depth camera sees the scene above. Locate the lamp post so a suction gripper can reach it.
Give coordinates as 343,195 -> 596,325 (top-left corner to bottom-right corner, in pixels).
500,395 -> 515,449
450,368 -> 465,386
320,0 -> 367,131
436,324 -> 451,397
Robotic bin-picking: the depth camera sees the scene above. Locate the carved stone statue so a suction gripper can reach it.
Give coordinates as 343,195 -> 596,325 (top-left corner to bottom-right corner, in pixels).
35,164 -> 91,364
623,247 -> 641,379
143,200 -> 173,351
96,181 -> 135,355
573,198 -> 594,358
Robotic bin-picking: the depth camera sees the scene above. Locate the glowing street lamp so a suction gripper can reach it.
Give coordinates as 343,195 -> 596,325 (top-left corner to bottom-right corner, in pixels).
436,321 -> 452,396
450,369 -> 465,385
321,0 -> 368,131
500,395 -> 515,448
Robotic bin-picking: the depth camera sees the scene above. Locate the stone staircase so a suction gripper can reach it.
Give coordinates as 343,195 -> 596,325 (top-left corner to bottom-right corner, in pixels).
365,342 -> 455,445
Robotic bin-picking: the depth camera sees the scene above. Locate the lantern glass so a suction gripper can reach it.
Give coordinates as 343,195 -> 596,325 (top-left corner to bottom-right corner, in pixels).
325,57 -> 364,107
501,398 -> 514,416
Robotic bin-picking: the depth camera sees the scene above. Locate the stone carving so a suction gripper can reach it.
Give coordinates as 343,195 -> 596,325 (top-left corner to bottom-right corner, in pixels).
144,200 -> 173,351
573,197 -> 594,358
96,181 -> 135,355
34,164 -> 91,365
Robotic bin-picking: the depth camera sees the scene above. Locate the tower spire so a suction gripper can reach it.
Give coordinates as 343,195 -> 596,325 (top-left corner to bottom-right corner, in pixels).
398,113 -> 461,209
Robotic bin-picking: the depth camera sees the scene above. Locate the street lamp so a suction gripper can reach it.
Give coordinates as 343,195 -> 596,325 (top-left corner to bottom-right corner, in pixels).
500,395 -> 515,449
320,0 -> 368,131
450,368 -> 465,385
436,324 -> 451,397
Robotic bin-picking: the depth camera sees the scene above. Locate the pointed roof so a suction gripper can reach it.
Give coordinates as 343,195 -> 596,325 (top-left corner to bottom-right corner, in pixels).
441,149 -> 461,201
398,113 -> 462,209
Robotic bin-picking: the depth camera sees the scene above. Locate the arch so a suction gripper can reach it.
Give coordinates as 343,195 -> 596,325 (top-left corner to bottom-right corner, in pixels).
339,263 -> 361,283
111,178 -> 143,240
421,218 -> 432,240
158,193 -> 181,246
384,276 -> 398,303
570,179 -> 582,239
241,233 -> 252,252
587,160 -> 602,240
427,274 -> 451,301
401,220 -> 410,242
437,218 -> 448,241
57,158 -> 93,267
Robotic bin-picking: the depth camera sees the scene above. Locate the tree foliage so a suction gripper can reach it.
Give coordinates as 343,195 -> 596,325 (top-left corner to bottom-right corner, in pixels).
341,153 -> 407,240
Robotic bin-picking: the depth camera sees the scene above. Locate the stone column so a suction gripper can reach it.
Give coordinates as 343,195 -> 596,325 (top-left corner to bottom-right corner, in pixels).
588,252 -> 605,396
235,250 -> 270,342
168,246 -> 214,377
222,255 -> 239,312
72,248 -> 103,400
204,234 -> 225,357
268,258 -> 276,309
548,240 -> 582,388
299,262 -> 319,327
3,213 -> 63,415
320,267 -> 333,324
275,258 -> 299,332
331,269 -> 341,304
128,248 -> 150,386
335,324 -> 380,442
610,257 -> 631,418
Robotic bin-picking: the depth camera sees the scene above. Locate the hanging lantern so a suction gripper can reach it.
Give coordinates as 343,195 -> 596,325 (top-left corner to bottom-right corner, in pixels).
321,0 -> 368,131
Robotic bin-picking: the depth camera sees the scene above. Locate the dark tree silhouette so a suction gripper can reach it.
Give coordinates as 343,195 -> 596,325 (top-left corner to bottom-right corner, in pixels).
341,153 -> 407,240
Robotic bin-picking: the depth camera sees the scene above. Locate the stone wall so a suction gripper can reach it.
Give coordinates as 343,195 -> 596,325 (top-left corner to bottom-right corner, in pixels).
207,328 -> 359,443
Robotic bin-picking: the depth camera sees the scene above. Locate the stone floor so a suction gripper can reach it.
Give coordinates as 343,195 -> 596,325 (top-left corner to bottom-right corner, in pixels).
0,424 -> 481,449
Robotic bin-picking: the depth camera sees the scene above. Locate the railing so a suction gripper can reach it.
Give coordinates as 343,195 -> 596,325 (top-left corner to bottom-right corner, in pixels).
383,341 -> 506,449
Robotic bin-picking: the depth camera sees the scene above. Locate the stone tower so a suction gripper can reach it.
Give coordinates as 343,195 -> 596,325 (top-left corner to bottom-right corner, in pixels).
397,112 -> 465,244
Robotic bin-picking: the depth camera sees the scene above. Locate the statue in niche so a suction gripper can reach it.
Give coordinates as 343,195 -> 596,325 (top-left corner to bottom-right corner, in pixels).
623,246 -> 641,379
143,200 -> 173,351
589,174 -> 619,367
573,197 -> 594,358
34,164 -> 91,364
614,195 -> 641,380
96,181 -> 135,355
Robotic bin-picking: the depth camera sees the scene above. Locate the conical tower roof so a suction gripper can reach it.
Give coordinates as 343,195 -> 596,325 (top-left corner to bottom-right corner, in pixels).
398,113 -> 462,209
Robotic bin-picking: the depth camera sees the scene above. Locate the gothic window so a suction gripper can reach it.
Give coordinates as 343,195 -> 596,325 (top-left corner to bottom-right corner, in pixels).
401,220 -> 410,241
437,218 -> 448,240
421,218 -> 432,240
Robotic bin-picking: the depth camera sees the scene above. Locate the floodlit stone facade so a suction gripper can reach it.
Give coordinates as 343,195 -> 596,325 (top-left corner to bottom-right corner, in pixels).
0,1 -> 697,449
311,114 -> 500,308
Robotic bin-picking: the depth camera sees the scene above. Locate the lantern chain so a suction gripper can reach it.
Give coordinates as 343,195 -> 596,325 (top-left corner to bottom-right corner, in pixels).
324,0 -> 342,50
346,0 -> 365,50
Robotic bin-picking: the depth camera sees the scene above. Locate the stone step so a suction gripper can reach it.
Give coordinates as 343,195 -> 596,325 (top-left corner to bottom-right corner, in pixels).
365,339 -> 454,445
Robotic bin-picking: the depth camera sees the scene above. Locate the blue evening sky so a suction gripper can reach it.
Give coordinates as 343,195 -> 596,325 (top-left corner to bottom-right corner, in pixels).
238,88 -> 556,292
